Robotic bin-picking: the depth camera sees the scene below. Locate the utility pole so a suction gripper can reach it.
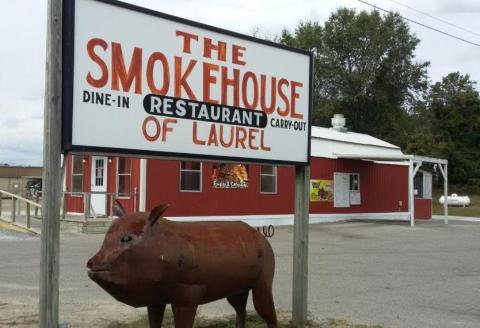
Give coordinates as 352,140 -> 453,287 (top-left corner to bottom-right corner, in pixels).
292,165 -> 310,327
40,0 -> 63,327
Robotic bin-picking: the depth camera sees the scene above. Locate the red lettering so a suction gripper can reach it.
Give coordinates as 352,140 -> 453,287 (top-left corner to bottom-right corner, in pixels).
248,128 -> 259,150
221,67 -> 240,107
111,42 -> 142,94
161,118 -> 177,141
203,62 -> 219,104
203,38 -> 227,61
290,81 -> 303,119
235,127 -> 247,149
207,124 -> 219,146
260,75 -> 276,114
142,116 -> 160,142
176,30 -> 199,54
241,71 -> 259,110
277,78 -> 290,117
232,45 -> 246,65
192,122 -> 205,145
86,38 -> 108,88
260,130 -> 271,151
175,56 -> 197,100
146,52 -> 170,95
219,125 -> 234,147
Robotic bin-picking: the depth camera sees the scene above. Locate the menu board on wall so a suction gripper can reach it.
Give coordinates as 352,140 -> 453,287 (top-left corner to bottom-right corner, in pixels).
334,172 -> 350,208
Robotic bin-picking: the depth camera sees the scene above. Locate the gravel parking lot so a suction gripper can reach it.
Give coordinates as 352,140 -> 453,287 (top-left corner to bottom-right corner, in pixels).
0,219 -> 479,327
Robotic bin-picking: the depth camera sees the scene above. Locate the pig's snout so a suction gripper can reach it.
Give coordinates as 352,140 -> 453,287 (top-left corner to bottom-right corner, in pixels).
86,257 -> 94,270
87,252 -> 108,271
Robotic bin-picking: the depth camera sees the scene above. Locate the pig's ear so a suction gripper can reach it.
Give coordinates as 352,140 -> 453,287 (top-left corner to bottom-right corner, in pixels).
148,204 -> 170,226
113,200 -> 127,218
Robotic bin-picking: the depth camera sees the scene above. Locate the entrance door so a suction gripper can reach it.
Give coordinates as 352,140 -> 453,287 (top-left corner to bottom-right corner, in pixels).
90,156 -> 108,216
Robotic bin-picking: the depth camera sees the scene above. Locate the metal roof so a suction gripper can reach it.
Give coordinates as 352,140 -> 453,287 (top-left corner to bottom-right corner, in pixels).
310,126 -> 404,159
311,126 -> 400,149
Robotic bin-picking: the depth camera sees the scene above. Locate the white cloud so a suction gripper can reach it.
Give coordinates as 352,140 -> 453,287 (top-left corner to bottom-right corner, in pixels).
436,0 -> 480,14
0,98 -> 44,166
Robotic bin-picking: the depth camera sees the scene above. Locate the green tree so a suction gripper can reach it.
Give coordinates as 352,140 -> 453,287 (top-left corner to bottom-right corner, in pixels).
409,73 -> 480,187
279,9 -> 429,147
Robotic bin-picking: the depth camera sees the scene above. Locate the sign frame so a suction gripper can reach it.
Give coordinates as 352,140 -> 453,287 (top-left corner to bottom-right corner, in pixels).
62,0 -> 313,166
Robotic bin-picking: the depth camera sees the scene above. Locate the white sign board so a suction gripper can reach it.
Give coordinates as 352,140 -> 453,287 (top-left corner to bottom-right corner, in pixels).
62,0 -> 312,165
334,172 -> 350,208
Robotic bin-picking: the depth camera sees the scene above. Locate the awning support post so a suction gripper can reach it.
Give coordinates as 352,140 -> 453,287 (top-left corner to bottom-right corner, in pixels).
408,159 -> 415,227
438,164 -> 448,225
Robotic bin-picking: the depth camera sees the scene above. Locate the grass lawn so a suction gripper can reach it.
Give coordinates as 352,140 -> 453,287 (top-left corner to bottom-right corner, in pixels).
105,311 -> 384,328
432,194 -> 480,217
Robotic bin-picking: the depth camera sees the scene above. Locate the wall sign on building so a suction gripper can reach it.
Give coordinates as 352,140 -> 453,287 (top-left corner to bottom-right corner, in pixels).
62,0 -> 313,165
310,179 -> 333,202
211,163 -> 249,189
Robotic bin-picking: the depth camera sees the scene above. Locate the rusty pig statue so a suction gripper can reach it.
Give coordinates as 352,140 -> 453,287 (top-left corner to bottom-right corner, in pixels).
87,201 -> 277,327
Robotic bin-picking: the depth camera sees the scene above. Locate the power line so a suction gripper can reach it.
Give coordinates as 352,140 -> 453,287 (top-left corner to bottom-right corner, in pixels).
385,0 -> 480,38
356,0 -> 480,48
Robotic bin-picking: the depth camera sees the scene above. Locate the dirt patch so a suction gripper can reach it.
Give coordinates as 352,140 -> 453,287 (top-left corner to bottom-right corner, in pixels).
105,311 -> 384,328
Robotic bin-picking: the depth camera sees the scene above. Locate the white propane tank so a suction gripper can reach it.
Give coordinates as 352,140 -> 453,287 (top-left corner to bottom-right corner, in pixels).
439,193 -> 471,207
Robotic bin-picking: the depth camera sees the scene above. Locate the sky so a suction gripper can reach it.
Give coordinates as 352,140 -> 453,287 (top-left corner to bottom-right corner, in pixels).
0,0 -> 479,166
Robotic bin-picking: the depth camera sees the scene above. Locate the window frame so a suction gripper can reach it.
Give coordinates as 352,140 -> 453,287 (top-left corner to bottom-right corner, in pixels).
179,161 -> 203,192
116,157 -> 132,199
260,165 -> 277,194
71,155 -> 84,196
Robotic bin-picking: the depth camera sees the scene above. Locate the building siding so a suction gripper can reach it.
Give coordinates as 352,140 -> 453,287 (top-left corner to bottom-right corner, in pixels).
65,156 -> 141,215
66,156 -> 414,219
146,158 -> 409,217
414,198 -> 433,220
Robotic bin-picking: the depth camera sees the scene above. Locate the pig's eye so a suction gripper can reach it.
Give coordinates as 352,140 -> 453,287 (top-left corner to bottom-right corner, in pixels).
120,235 -> 133,244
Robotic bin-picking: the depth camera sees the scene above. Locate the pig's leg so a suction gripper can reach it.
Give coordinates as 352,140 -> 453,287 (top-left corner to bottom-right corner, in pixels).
252,282 -> 277,328
171,304 -> 198,328
147,304 -> 166,328
227,291 -> 249,328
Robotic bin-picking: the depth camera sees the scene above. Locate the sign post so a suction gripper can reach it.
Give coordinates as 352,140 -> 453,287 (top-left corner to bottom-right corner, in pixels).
292,165 -> 311,327
40,0 -> 63,327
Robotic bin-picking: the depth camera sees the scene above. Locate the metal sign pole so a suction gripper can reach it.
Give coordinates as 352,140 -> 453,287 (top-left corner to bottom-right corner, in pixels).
40,0 -> 63,327
292,165 -> 310,327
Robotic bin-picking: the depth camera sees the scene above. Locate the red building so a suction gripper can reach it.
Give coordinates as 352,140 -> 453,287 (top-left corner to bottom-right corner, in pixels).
64,123 -> 443,226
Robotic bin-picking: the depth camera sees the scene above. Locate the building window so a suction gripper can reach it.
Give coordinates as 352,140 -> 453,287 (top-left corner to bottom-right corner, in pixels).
414,172 -> 424,198
260,166 -> 277,193
117,157 -> 132,197
349,173 -> 360,191
93,158 -> 105,187
180,161 -> 202,192
71,155 -> 84,193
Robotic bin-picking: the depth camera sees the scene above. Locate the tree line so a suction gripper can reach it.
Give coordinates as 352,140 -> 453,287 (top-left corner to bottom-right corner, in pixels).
278,8 -> 480,192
